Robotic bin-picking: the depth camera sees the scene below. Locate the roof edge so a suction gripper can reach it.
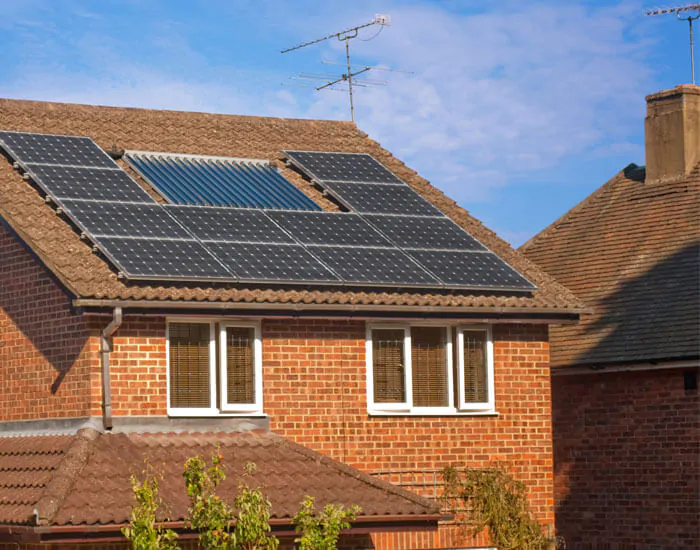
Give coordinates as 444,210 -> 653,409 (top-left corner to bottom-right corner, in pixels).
33,428 -> 100,526
74,298 -> 588,320
0,97 -> 358,126
519,164 -> 637,253
0,213 -> 80,299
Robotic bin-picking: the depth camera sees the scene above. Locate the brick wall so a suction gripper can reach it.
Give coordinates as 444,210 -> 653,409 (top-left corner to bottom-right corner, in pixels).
263,319 -> 554,548
0,225 -> 98,421
1,229 -> 555,548
552,368 -> 700,549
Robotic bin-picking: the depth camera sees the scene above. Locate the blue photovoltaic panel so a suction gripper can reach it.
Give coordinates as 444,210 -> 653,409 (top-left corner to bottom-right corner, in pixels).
308,246 -> 439,286
60,200 -> 190,239
166,205 -> 295,244
285,151 -> 403,184
96,237 -> 233,280
364,215 -> 487,251
321,181 -> 442,216
265,210 -> 391,247
126,152 -> 321,211
0,131 -> 115,168
207,242 -> 339,283
407,250 -> 536,290
27,165 -> 155,202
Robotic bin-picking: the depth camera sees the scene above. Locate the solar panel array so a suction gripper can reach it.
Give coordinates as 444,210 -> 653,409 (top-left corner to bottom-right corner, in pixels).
0,130 -> 535,291
284,150 -> 536,291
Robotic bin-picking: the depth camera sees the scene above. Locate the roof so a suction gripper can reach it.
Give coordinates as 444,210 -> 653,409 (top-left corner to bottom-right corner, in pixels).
0,98 -> 583,315
520,163 -> 700,367
0,429 -> 439,530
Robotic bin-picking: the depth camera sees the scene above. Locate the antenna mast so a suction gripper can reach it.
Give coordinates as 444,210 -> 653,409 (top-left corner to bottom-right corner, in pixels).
646,4 -> 700,84
282,15 -> 391,122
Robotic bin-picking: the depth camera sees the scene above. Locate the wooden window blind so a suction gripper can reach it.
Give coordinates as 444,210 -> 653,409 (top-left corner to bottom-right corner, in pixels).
225,326 -> 255,404
411,327 -> 448,407
463,331 -> 488,403
372,329 -> 406,403
169,323 -> 211,408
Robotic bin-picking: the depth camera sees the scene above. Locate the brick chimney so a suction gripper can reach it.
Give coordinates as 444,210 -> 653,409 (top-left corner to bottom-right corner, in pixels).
645,85 -> 700,183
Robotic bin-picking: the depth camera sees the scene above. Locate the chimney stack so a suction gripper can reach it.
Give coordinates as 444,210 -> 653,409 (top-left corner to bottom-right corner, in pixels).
645,85 -> 700,183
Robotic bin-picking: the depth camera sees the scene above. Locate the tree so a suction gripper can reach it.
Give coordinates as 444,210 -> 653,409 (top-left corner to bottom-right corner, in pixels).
292,495 -> 361,550
183,453 -> 278,550
122,467 -> 179,550
442,464 -> 561,550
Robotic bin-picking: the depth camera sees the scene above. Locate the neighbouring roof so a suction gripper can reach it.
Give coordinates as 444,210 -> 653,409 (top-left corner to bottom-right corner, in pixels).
520,163 -> 700,367
0,98 -> 584,315
0,429 -> 440,530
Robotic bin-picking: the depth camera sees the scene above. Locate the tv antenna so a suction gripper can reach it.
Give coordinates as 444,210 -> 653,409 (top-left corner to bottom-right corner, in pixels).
281,15 -> 392,122
646,4 -> 700,84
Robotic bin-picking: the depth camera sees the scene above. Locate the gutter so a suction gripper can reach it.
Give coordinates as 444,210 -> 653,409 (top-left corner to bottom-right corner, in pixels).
100,307 -> 122,430
73,298 -> 586,324
0,514 -> 444,544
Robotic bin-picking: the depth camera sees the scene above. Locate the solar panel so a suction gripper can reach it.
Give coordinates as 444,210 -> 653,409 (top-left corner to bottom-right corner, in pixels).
407,250 -> 536,290
126,152 -> 321,211
96,237 -> 232,280
285,151 -> 403,184
321,181 -> 442,216
166,205 -> 295,244
364,215 -> 487,251
265,210 -> 392,247
27,165 -> 155,202
59,200 -> 190,239
0,131 -> 116,168
308,246 -> 439,286
206,242 -> 340,283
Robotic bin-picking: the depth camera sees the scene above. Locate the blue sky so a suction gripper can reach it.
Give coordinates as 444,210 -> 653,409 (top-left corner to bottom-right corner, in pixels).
0,0 -> 690,245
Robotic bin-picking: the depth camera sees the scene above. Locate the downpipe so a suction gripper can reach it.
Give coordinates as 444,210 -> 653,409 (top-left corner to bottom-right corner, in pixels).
100,307 -> 122,430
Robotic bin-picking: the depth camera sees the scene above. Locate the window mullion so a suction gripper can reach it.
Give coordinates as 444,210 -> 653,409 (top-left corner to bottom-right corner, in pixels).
404,327 -> 413,410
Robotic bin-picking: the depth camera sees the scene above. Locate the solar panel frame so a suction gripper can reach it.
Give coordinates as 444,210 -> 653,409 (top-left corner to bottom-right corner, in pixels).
95,237 -> 235,281
166,205 -> 296,244
206,242 -> 341,283
406,249 -> 536,291
363,214 -> 488,251
25,165 -> 156,202
321,181 -> 443,216
0,131 -> 117,168
59,200 -> 192,239
265,210 -> 393,247
284,150 -> 404,184
307,245 -> 441,287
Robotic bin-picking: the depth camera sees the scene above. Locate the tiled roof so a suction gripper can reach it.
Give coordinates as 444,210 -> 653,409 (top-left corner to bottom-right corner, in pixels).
0,98 -> 584,314
520,164 -> 700,367
0,429 -> 439,527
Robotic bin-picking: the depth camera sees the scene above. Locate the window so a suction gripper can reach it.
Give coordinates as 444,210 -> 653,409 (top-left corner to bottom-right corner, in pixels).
167,319 -> 262,416
366,324 -> 494,415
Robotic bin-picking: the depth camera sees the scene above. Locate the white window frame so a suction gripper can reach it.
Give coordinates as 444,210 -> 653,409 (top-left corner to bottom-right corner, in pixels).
219,320 -> 263,414
166,317 -> 263,417
366,323 -> 496,416
457,325 -> 495,413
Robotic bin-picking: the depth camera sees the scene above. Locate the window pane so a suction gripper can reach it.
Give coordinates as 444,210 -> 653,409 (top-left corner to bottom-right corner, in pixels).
411,327 -> 448,407
464,331 -> 488,403
372,329 -> 406,403
226,327 -> 255,404
169,323 -> 210,408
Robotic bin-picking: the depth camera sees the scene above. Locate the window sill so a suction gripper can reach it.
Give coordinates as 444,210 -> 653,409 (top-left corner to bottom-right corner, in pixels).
167,410 -> 268,418
367,409 -> 499,417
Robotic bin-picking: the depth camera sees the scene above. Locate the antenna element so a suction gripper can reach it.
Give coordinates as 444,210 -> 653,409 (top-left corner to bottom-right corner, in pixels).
646,4 -> 700,84
281,15 -> 391,122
